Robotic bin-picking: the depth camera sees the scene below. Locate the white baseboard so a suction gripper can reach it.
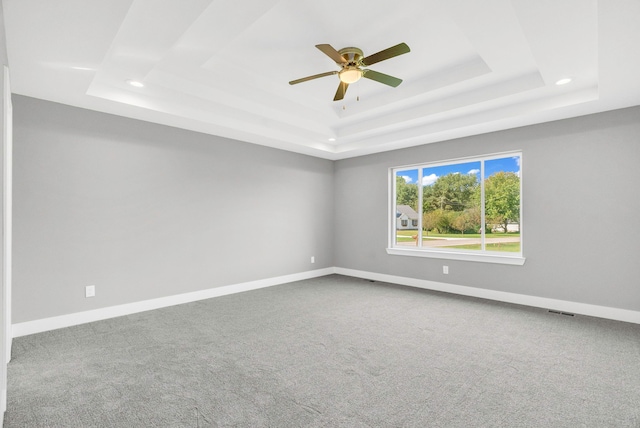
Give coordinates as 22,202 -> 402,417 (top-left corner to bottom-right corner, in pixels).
12,268 -> 335,338
12,266 -> 639,338
335,267 -> 640,325
1,387 -> 5,419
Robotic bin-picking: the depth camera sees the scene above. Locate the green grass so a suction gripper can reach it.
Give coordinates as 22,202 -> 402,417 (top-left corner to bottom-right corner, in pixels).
396,230 -> 520,239
396,230 -> 421,242
395,229 -> 521,252
396,230 -> 419,236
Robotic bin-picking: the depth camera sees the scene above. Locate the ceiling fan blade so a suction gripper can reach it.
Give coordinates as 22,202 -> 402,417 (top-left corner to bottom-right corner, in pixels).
361,42 -> 410,66
333,81 -> 348,101
289,71 -> 337,85
316,44 -> 347,64
362,69 -> 403,87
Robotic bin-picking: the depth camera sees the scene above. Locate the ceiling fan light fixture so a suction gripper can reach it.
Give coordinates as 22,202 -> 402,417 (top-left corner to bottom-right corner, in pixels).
339,67 -> 362,84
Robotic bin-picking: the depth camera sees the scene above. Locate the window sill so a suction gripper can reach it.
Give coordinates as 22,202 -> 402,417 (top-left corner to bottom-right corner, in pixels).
386,247 -> 526,265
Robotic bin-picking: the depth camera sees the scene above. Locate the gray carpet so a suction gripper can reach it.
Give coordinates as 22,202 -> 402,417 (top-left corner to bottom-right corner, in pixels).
4,275 -> 640,427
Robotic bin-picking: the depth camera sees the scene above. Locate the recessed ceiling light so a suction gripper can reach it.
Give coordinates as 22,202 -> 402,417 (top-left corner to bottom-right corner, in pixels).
127,80 -> 144,88
328,138 -> 336,142
71,66 -> 94,71
555,78 -> 572,86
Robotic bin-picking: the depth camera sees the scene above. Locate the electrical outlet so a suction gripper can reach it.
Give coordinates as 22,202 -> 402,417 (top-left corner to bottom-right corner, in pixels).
85,285 -> 96,298
311,256 -> 315,264
443,266 -> 449,274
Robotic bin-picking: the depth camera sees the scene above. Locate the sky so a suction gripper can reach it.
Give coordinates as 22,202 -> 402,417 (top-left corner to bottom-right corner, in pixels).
397,155 -> 520,186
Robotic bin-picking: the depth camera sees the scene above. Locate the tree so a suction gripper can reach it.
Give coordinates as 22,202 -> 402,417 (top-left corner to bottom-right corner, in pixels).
466,206 -> 481,231
422,210 -> 439,235
424,173 -> 479,212
484,172 -> 520,233
431,208 -> 455,234
396,176 -> 418,211
452,208 -> 480,235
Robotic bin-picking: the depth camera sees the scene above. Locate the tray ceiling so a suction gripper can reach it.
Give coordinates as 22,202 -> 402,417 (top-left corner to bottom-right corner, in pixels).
3,0 -> 640,159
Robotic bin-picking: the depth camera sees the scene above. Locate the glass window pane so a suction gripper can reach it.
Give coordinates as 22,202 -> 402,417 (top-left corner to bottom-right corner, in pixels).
395,170 -> 420,247
484,156 -> 521,253
421,161 -> 482,250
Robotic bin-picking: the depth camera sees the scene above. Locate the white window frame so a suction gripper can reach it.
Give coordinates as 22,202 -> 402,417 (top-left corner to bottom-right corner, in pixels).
387,151 -> 525,265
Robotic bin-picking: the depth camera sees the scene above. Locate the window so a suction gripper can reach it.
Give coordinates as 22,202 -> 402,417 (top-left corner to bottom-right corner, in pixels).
388,152 -> 524,265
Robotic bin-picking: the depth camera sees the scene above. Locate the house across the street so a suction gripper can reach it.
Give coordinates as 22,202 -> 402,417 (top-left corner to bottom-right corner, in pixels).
396,205 -> 419,230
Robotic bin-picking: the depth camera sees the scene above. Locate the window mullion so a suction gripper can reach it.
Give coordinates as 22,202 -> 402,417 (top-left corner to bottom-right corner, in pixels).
480,160 -> 486,251
391,169 -> 396,248
417,168 -> 423,247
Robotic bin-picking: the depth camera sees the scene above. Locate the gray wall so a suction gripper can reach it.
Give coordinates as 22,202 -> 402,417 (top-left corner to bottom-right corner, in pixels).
12,95 -> 334,323
10,94 -> 640,324
334,107 -> 640,312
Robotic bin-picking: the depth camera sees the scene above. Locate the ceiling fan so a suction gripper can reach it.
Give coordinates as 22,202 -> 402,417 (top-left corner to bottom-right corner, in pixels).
289,42 -> 410,101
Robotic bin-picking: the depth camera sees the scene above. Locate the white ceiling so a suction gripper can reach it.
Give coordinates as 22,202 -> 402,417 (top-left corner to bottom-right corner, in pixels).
3,0 -> 640,160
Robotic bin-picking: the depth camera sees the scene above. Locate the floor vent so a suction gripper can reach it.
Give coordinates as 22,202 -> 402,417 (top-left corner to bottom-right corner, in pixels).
548,309 -> 575,317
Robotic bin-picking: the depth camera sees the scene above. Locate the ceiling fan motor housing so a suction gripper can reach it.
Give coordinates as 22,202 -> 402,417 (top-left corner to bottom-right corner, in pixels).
337,47 -> 364,84
337,47 -> 364,65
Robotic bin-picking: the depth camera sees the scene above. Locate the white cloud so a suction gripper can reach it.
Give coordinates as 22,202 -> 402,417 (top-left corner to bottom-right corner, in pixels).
512,156 -> 521,176
422,173 -> 438,186
468,168 -> 480,175
401,175 -> 413,183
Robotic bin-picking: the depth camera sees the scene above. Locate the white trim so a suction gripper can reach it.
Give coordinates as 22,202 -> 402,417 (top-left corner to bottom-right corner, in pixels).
386,247 -> 526,265
1,65 -> 11,425
0,388 -> 5,424
12,268 -> 335,338
335,267 -> 640,325
388,168 -> 395,249
3,66 -> 12,363
480,158 -> 486,248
